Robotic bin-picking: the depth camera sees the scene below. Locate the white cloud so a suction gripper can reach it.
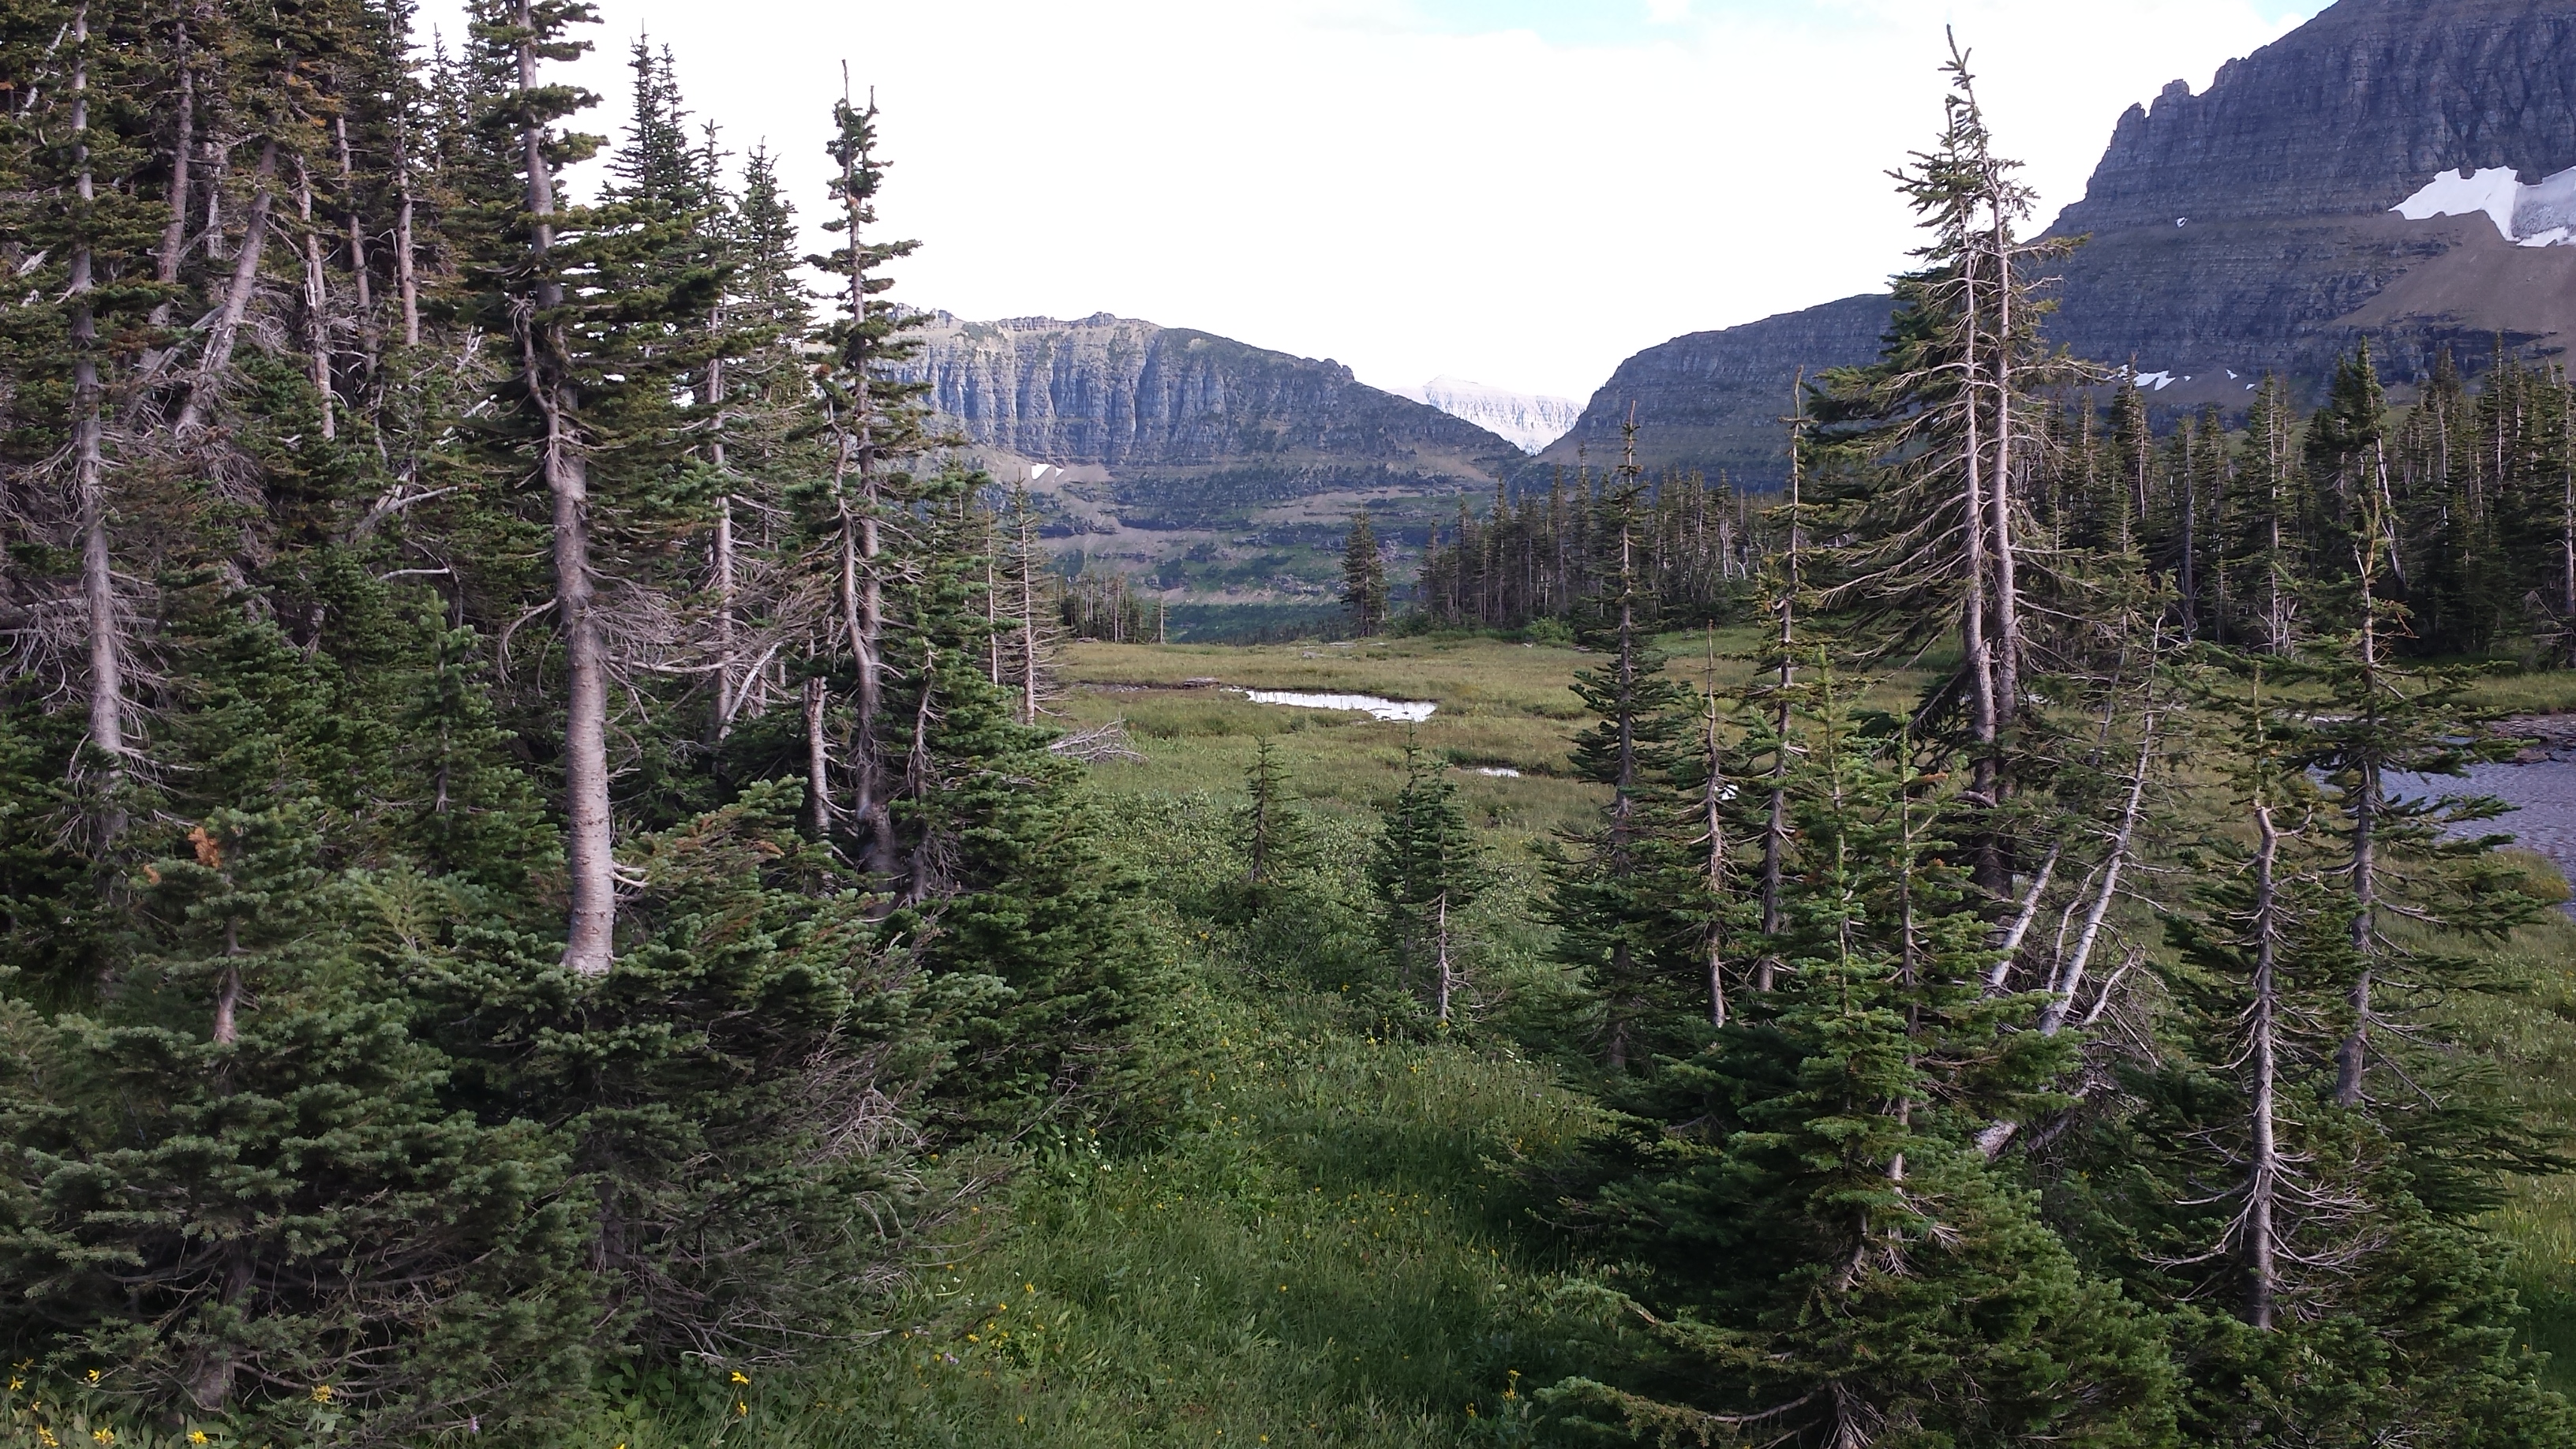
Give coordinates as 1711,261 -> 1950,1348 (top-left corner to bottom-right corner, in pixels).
414,0 -> 2325,402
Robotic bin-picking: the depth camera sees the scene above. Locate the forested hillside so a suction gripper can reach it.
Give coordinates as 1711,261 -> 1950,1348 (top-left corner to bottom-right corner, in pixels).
6,4 -> 2576,1449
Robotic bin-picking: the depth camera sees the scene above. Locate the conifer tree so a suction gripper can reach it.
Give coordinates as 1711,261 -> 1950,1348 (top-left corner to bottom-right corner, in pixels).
1815,36 -> 2086,900
1546,672 -> 2174,1449
1342,507 -> 1388,634
1374,742 -> 1486,1023
1546,423 -> 1702,1067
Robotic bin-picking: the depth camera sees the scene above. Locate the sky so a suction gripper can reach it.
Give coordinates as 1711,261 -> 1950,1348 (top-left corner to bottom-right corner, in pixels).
417,0 -> 2337,405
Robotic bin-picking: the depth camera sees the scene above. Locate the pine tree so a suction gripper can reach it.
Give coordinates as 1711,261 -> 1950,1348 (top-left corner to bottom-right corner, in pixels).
1342,507 -> 1389,635
1374,742 -> 1487,1024
1545,672 -> 2175,1449
1814,36 -> 2087,900
1547,422 -> 1702,1068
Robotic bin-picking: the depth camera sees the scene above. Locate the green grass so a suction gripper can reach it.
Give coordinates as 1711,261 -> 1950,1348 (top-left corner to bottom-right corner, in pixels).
582,986 -> 1604,1449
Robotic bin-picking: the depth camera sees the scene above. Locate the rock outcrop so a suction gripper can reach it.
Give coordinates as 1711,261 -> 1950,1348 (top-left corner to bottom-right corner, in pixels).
896,312 -> 1526,530
1543,0 -> 2576,487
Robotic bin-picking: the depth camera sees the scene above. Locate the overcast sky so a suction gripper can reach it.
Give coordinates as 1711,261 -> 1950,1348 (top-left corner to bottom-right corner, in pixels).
420,0 -> 2334,403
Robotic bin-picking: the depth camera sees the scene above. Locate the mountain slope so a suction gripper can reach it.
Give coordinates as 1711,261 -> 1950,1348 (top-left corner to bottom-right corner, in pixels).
1541,0 -> 2576,486
899,313 -> 1524,529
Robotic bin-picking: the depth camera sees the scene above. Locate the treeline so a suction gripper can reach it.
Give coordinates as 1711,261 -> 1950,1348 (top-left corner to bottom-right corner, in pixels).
1392,346 -> 2576,671
0,1 -> 1130,1438
1405,464 -> 1765,631
1295,44 -> 2575,1445
2030,349 -> 2576,662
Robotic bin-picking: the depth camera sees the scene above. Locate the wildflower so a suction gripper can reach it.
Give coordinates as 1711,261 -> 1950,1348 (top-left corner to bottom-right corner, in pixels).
309,1384 -> 333,1404
8,1377 -> 21,1391
729,1371 -> 750,1386
92,1432 -> 115,1446
734,1401 -> 747,1418
36,1427 -> 58,1448
84,1370 -> 101,1383
189,1435 -> 208,1446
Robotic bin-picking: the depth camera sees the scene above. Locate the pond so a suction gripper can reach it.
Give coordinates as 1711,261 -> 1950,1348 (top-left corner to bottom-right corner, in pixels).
2387,726 -> 2576,908
1237,690 -> 1437,724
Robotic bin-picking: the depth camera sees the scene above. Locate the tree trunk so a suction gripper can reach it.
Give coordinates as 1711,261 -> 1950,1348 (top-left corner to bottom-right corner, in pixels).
69,6 -> 127,824
175,140 -> 279,432
519,7 -> 616,976
1018,507 -> 1043,724
155,24 -> 193,290
391,84 -> 420,348
335,114 -> 377,373
2039,721 -> 2154,1036
294,156 -> 335,440
1703,689 -> 1729,1028
805,674 -> 832,837
1958,256 -> 2004,898
2334,560 -> 2381,1107
2247,800 -> 2286,1330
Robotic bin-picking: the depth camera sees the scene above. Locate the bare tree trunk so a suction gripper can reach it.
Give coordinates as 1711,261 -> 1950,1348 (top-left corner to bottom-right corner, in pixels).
2247,799 -> 2286,1330
391,84 -> 420,348
1436,892 -> 1454,1024
155,23 -> 193,290
517,6 -> 615,976
1703,686 -> 1729,1028
713,492 -> 738,739
2334,555 -> 2382,1107
294,156 -> 335,440
1986,202 -> 2024,723
176,140 -> 279,432
804,675 -> 832,837
1759,399 -> 1803,993
2039,720 -> 2154,1036
1018,508 -> 1043,724
1959,260 -> 2004,899
1986,840 -> 2059,994
334,114 -> 376,374
212,920 -> 243,1045
69,7 -> 127,824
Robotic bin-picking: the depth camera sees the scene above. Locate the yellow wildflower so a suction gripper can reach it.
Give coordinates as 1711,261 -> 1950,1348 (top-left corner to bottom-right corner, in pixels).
36,1427 -> 58,1448
733,1400 -> 747,1417
189,1436 -> 209,1447
309,1384 -> 333,1404
84,1370 -> 100,1383
92,1431 -> 115,1446
728,1371 -> 750,1386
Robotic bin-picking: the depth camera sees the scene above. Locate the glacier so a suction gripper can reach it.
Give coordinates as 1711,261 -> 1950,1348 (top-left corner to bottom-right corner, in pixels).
2394,165 -> 2576,247
1395,376 -> 1581,455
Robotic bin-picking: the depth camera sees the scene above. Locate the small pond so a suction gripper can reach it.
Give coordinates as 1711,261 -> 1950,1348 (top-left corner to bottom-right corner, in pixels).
1237,690 -> 1437,724
2388,728 -> 2576,910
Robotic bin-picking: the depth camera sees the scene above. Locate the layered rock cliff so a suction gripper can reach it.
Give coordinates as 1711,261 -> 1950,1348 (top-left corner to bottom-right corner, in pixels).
896,312 -> 1526,530
1543,0 -> 2576,486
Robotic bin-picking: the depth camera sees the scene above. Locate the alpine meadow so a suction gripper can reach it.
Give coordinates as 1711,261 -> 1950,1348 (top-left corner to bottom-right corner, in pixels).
12,2 -> 2576,1447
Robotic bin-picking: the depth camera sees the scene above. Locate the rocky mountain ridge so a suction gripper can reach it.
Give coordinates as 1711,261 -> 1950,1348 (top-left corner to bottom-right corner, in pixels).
1541,0 -> 2576,487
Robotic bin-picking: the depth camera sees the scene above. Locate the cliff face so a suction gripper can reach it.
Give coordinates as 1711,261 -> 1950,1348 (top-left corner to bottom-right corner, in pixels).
1544,0 -> 2576,487
897,312 -> 1526,528
2056,0 -> 2576,234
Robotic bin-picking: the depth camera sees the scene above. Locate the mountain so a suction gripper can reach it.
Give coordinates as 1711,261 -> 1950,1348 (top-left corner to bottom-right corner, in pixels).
897,312 -> 1522,526
892,312 -> 1526,618
1541,0 -> 2576,486
1394,376 -> 1582,455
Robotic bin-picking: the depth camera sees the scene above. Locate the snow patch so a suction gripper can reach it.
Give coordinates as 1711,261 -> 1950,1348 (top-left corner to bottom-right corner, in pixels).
1237,689 -> 1436,723
2135,371 -> 2178,391
1395,376 -> 1581,455
2393,165 -> 2576,246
